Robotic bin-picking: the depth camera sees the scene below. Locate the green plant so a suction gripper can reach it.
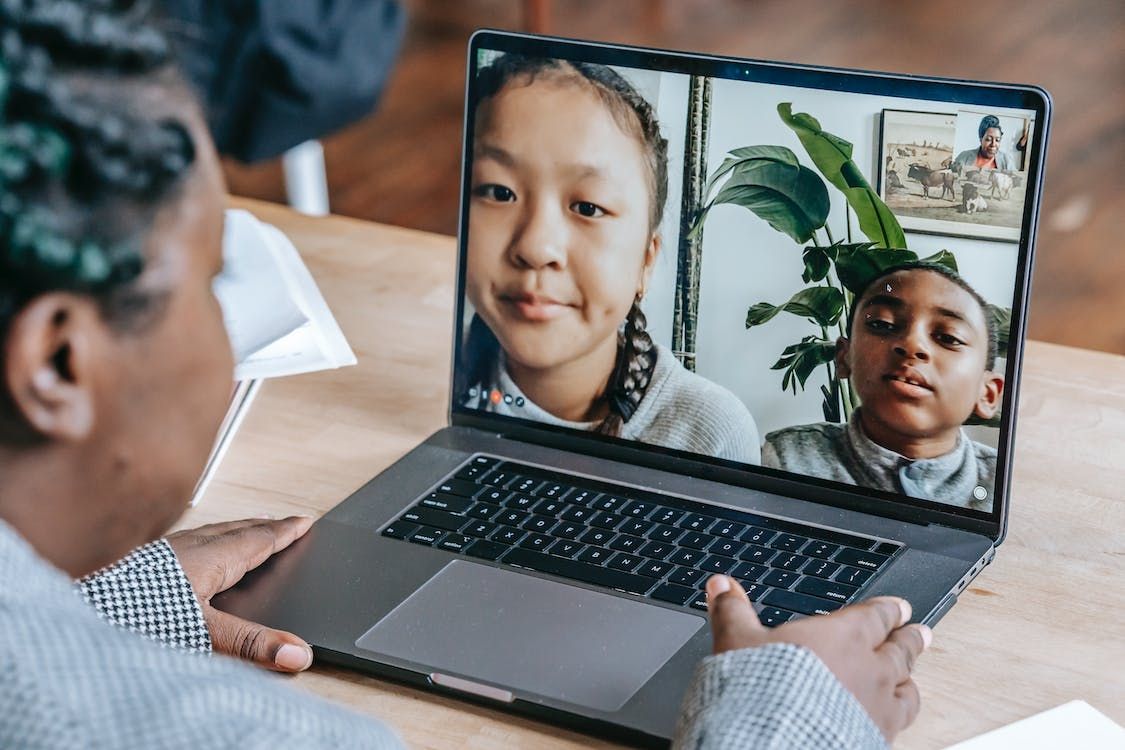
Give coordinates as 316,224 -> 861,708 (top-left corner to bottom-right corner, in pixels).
690,103 -> 1004,423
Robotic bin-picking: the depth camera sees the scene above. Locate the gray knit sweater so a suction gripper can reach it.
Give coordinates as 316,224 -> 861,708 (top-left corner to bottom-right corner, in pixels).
469,343 -> 761,464
762,410 -> 996,510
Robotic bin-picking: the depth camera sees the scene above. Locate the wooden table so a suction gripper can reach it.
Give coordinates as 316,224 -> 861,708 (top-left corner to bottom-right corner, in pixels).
180,198 -> 1125,749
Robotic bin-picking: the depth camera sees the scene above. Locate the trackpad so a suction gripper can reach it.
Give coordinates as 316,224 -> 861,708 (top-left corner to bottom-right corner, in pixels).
355,560 -> 703,712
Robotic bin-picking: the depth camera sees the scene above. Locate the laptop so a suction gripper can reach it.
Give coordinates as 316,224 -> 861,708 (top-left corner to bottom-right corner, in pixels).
216,30 -> 1050,746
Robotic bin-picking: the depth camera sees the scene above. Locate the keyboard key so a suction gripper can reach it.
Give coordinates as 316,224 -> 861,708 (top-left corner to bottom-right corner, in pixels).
668,567 -> 705,587
729,561 -> 767,582
679,532 -> 716,550
518,532 -> 554,551
776,553 -> 811,572
833,547 -> 890,570
453,464 -> 489,482
668,547 -> 705,567
803,559 -> 841,579
699,554 -> 737,574
761,569 -> 799,589
484,470 -> 518,488
874,541 -> 900,556
489,526 -> 526,545
591,511 -> 626,530
771,534 -> 810,552
435,479 -> 479,497
739,545 -> 776,565
576,547 -> 612,565
560,506 -> 595,524
646,524 -> 684,544
531,498 -> 565,516
712,520 -> 748,539
464,539 -> 506,561
552,522 -> 584,539
438,534 -> 473,553
521,515 -> 556,534
708,538 -> 747,558
762,589 -> 843,616
408,526 -> 443,546
650,508 -> 685,526
742,581 -> 769,601
619,519 -> 654,537
591,495 -> 627,512
511,477 -> 543,494
466,502 -> 499,520
420,493 -> 474,513
608,535 -> 644,553
536,482 -> 572,500
580,528 -> 614,547
740,526 -> 777,545
678,513 -> 714,532
638,542 -> 675,560
795,577 -> 857,604
381,521 -> 418,540
636,559 -> 674,579
622,500 -> 656,518
803,541 -> 840,560
463,520 -> 498,538
607,553 -> 644,572
477,488 -> 509,504
566,488 -> 600,506
401,507 -> 469,533
757,606 -> 795,627
834,565 -> 874,587
505,549 -> 656,596
495,509 -> 530,527
503,494 -> 538,511
547,539 -> 584,559
650,583 -> 695,606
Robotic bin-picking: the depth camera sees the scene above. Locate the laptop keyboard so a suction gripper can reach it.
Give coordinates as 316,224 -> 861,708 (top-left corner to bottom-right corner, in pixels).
381,455 -> 902,626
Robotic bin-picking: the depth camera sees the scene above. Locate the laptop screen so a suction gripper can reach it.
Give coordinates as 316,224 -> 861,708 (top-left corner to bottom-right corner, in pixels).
454,33 -> 1048,522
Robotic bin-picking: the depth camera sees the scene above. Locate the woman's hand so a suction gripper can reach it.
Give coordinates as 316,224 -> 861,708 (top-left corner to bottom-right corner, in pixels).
166,516 -> 315,673
706,574 -> 931,743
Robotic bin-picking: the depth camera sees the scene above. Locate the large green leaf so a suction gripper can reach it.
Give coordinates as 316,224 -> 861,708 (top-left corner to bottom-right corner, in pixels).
833,243 -> 918,295
704,160 -> 830,244
770,335 -> 837,394
703,145 -> 800,197
777,103 -> 907,250
801,243 -> 837,283
920,249 -> 959,272
746,286 -> 845,329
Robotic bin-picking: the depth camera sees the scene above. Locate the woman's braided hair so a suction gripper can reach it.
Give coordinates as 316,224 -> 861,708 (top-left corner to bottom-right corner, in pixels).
0,0 -> 197,339
462,53 -> 667,436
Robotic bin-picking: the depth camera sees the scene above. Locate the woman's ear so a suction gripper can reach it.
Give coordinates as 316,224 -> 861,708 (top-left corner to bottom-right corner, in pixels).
638,233 -> 661,296
973,372 -> 1005,420
3,294 -> 102,441
835,336 -> 853,379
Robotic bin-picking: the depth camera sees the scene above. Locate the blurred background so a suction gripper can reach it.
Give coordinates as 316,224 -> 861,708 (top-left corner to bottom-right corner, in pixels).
219,0 -> 1125,354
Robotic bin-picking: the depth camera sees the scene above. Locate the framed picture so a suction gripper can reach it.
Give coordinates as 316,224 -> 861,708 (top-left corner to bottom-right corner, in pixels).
878,109 -> 1030,242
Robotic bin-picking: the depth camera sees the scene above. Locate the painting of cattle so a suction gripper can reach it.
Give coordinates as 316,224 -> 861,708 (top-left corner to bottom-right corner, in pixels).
879,109 -> 1030,242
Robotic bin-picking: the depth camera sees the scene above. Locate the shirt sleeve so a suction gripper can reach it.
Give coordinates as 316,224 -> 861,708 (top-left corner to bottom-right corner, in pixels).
673,643 -> 887,750
75,539 -> 211,654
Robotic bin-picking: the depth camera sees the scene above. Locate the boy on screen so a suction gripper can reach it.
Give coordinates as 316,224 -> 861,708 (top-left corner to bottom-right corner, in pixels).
763,263 -> 1005,509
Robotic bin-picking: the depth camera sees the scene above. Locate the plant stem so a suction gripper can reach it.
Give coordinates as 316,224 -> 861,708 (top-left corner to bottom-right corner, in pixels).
824,223 -> 836,245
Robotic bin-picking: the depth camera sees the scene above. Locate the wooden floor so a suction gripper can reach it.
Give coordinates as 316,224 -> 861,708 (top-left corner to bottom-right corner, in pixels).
225,0 -> 1125,354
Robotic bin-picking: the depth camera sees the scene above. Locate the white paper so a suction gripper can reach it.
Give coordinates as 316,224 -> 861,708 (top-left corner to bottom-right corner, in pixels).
213,210 -> 308,363
944,701 -> 1124,750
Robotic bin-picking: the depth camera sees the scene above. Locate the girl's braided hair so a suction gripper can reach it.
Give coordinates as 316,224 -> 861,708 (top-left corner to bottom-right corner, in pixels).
461,53 -> 668,436
0,0 -> 197,340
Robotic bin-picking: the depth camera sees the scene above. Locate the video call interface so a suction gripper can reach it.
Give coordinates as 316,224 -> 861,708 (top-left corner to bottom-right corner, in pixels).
457,47 -> 1040,516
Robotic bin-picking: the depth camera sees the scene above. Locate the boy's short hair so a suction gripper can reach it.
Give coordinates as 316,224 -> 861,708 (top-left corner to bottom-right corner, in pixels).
846,262 -> 999,370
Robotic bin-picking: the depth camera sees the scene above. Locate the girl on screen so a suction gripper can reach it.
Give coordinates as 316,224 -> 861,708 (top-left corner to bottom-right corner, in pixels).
458,53 -> 760,463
